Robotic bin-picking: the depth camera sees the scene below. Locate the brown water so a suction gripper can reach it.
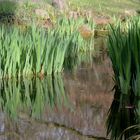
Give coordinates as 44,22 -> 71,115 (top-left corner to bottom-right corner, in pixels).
0,52 -> 113,140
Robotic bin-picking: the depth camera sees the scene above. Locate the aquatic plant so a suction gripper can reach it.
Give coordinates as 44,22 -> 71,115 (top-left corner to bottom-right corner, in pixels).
0,18 -> 94,79
107,17 -> 140,140
0,74 -> 70,119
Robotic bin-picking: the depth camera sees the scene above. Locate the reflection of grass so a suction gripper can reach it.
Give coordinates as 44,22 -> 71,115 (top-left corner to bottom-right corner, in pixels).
107,17 -> 140,140
107,93 -> 137,140
0,74 -> 70,119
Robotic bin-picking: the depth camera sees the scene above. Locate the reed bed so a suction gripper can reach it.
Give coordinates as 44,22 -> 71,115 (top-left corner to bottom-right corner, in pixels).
107,17 -> 140,140
0,18 -> 94,79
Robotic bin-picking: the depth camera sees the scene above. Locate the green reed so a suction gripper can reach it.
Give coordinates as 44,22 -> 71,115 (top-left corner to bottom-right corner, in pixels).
0,18 -> 94,79
107,17 -> 140,140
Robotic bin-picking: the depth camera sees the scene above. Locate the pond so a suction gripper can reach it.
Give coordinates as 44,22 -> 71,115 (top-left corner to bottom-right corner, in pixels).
0,37 -> 138,140
0,38 -> 114,140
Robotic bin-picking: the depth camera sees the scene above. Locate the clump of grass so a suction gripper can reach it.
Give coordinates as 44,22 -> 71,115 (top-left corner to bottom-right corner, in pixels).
107,17 -> 140,140
0,18 -> 94,79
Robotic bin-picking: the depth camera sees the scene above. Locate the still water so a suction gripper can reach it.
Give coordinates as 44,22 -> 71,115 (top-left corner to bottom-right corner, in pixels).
0,51 -> 114,140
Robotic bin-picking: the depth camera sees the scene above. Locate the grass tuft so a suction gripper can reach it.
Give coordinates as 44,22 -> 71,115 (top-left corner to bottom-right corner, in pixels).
0,18 -> 94,79
107,17 -> 140,140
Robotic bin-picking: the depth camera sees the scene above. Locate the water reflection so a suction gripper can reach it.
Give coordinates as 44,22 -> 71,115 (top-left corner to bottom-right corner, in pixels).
107,88 -> 140,140
0,74 -> 70,119
0,53 -> 113,140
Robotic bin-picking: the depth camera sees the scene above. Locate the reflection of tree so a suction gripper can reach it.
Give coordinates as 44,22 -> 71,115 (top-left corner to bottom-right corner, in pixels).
0,74 -> 70,119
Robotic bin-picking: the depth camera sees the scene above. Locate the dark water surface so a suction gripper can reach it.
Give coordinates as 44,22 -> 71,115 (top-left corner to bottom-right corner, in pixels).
0,54 -> 113,140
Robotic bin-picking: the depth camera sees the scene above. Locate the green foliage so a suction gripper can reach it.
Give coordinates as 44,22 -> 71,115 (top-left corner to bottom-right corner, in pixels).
107,17 -> 140,140
108,17 -> 140,96
0,0 -> 17,15
0,18 -> 94,79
